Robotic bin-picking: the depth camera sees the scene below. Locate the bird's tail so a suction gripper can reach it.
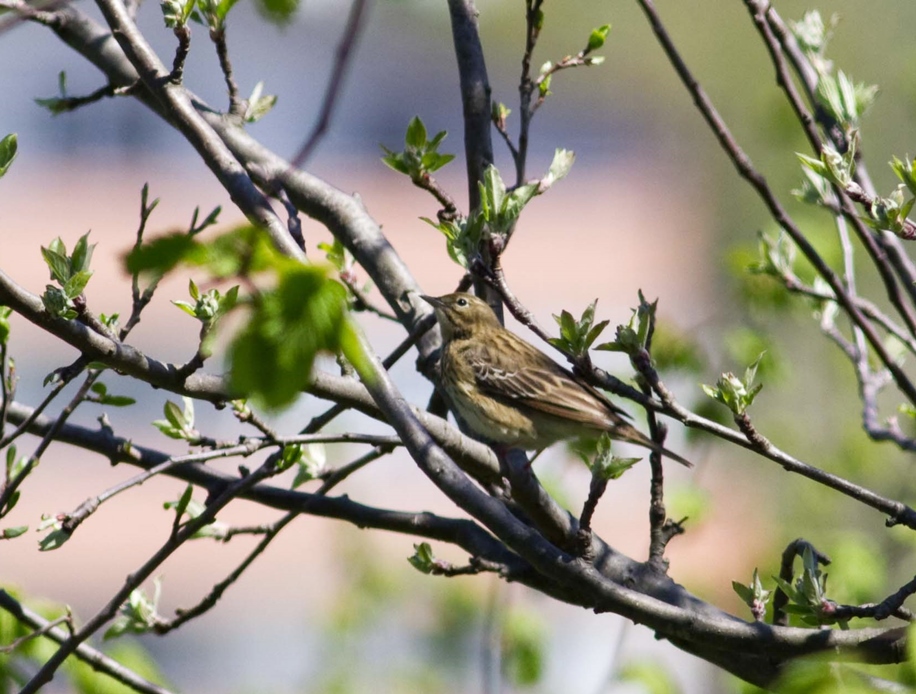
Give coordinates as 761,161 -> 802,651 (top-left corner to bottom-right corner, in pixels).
612,423 -> 694,468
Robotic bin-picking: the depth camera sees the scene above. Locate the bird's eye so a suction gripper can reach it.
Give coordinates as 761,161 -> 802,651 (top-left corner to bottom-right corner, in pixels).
456,297 -> 468,307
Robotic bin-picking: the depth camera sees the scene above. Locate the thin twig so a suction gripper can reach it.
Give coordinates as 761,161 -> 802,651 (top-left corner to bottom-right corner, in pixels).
288,0 -> 369,170
210,26 -> 242,115
21,453 -> 280,693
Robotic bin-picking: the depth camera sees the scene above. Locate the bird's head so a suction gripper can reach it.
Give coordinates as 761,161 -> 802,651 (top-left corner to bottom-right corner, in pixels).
420,292 -> 501,341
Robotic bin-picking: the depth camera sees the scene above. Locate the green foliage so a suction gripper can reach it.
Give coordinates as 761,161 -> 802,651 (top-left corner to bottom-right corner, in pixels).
501,609 -> 546,687
104,580 -> 162,639
289,443 -> 325,489
254,0 -> 299,25
407,542 -> 437,575
816,71 -> 877,132
37,514 -> 70,551
128,225 -> 365,410
586,24 -> 611,53
0,306 -> 11,345
0,133 -> 17,178
585,432 -> 640,480
547,299 -> 609,358
861,184 -> 916,238
228,265 -> 350,408
88,382 -> 136,408
160,0 -> 195,27
423,150 -> 573,268
40,232 -> 95,320
163,485 -> 228,539
702,353 -> 765,415
197,0 -> 239,30
243,81 -> 277,123
381,116 -> 455,179
1,525 -> 28,539
173,279 -> 239,359
891,155 -> 916,198
34,71 -> 70,115
152,397 -> 198,441
797,137 -> 857,189
732,568 -> 771,621
173,279 -> 239,324
3,445 -> 27,514
789,10 -> 837,59
772,547 -> 844,628
596,290 -> 655,356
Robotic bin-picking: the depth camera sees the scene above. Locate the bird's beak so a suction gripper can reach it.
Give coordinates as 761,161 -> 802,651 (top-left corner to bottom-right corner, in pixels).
420,294 -> 444,310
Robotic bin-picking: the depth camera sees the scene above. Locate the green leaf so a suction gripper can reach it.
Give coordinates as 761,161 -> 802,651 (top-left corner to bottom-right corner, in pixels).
380,147 -> 410,175
244,81 -> 277,123
172,300 -> 198,317
586,23 -> 611,53
405,116 -> 427,150
124,233 -> 199,276
0,133 -> 17,178
544,149 -> 575,187
97,394 -> 136,407
1,526 -> 28,539
228,267 -> 348,409
70,232 -> 95,273
290,443 -> 325,488
164,400 -> 185,430
0,305 -> 12,345
41,245 -> 71,284
38,528 -> 71,551
407,542 -> 436,574
63,270 -> 92,299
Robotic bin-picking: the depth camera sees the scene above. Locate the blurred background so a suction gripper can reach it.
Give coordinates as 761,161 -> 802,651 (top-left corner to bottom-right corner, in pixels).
2,0 -> 916,692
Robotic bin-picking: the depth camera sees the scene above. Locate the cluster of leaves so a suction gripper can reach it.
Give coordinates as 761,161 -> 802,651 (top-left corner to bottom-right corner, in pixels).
595,291 -> 656,357
152,397 -> 199,442
774,548 -> 845,628
788,12 -> 916,239
126,224 -> 366,409
702,353 -> 765,416
548,299 -> 608,358
163,485 -> 227,539
160,0 -> 236,30
105,580 -> 163,640
285,443 -> 326,489
432,151 -> 573,267
173,279 -> 238,359
584,432 -> 640,480
40,232 -> 95,320
732,568 -> 771,622
381,116 -> 574,268
381,116 -> 455,183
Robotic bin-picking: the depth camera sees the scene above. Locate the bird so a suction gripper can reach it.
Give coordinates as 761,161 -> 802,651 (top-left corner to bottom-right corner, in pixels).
421,292 -> 692,467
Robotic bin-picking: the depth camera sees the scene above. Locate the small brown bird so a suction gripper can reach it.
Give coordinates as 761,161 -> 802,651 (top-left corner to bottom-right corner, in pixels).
422,292 -> 692,467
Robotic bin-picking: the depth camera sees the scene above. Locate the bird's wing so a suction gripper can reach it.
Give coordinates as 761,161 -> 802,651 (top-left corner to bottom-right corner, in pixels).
464,332 -> 629,429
